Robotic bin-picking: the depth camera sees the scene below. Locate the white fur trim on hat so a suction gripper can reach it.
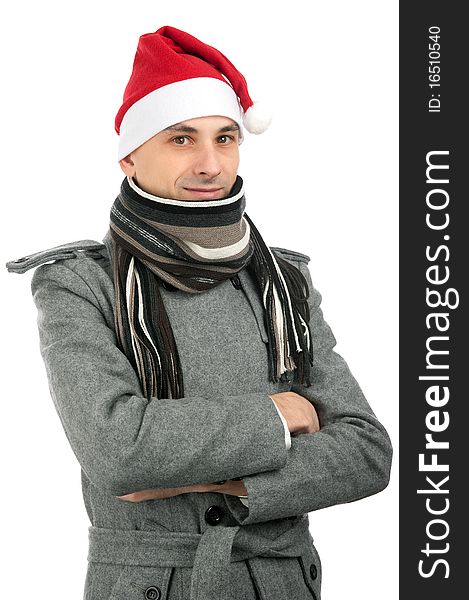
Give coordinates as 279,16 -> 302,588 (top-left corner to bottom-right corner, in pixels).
117,77 -> 245,161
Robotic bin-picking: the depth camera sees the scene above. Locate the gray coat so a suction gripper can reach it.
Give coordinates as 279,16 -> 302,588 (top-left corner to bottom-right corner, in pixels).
6,231 -> 393,600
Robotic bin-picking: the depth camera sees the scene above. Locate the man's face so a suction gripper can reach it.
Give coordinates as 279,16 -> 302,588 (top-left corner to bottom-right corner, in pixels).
119,115 -> 240,201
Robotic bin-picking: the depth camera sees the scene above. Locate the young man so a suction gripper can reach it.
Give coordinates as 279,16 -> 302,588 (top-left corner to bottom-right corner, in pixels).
6,25 -> 392,600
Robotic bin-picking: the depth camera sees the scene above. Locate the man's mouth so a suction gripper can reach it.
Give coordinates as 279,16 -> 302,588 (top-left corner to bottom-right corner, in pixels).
183,187 -> 224,199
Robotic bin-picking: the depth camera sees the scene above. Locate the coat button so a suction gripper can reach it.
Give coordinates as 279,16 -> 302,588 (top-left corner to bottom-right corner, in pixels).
309,563 -> 318,580
230,275 -> 242,289
144,586 -> 161,600
161,279 -> 177,291
205,505 -> 223,525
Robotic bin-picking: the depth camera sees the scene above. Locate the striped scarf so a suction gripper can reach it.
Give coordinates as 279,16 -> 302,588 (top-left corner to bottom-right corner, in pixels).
109,174 -> 314,400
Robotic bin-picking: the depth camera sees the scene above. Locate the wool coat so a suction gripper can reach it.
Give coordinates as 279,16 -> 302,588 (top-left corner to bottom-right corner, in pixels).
6,231 -> 393,600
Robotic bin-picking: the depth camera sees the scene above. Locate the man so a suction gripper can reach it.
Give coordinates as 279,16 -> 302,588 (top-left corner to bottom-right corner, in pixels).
5,25 -> 392,600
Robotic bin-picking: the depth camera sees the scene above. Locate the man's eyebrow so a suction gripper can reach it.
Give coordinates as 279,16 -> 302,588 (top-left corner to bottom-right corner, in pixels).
218,123 -> 240,133
162,124 -> 198,133
161,122 -> 240,134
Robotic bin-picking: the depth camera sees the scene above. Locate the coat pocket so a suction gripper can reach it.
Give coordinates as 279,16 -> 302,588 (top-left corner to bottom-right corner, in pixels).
108,564 -> 175,600
246,554 -> 321,600
297,538 -> 322,600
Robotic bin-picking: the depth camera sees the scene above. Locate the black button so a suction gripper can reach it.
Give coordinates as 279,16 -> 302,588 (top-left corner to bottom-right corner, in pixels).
144,586 -> 161,600
161,279 -> 177,291
280,370 -> 294,383
205,505 -> 223,525
230,275 -> 242,289
310,563 -> 318,580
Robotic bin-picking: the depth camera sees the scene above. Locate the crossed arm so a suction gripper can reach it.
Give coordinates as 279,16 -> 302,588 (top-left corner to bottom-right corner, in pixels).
118,391 -> 321,503
31,258 -> 391,522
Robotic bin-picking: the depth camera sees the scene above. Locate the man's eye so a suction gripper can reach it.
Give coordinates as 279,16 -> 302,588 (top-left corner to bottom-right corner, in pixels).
172,136 -> 189,144
218,135 -> 234,143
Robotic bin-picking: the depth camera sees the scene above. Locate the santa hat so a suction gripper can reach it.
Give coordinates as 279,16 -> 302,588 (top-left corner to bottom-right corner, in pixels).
115,25 -> 272,161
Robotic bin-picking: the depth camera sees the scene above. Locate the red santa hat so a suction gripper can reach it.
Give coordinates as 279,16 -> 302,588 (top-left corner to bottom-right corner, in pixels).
115,25 -> 272,161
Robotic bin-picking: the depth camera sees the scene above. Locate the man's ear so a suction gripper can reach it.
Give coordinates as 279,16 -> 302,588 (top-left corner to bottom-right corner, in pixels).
119,154 -> 136,177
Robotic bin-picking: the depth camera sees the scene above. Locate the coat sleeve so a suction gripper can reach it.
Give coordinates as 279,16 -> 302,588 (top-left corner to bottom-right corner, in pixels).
223,258 -> 393,525
30,259 -> 288,497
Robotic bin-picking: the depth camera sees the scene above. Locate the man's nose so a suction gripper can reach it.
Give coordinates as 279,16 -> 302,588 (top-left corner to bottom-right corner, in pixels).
194,145 -> 222,178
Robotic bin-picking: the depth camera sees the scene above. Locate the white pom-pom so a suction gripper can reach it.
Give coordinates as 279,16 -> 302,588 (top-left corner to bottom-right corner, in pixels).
242,101 -> 272,134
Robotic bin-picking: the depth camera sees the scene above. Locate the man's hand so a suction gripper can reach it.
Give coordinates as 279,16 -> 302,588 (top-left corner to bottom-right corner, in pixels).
117,485 -> 192,503
117,479 -> 247,503
270,391 -> 320,435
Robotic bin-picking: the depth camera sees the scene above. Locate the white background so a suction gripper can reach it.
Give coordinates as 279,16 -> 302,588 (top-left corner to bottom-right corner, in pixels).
0,1 -> 398,598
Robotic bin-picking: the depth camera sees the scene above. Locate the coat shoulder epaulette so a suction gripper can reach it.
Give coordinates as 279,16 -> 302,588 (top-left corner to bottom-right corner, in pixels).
270,246 -> 311,265
5,239 -> 106,274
